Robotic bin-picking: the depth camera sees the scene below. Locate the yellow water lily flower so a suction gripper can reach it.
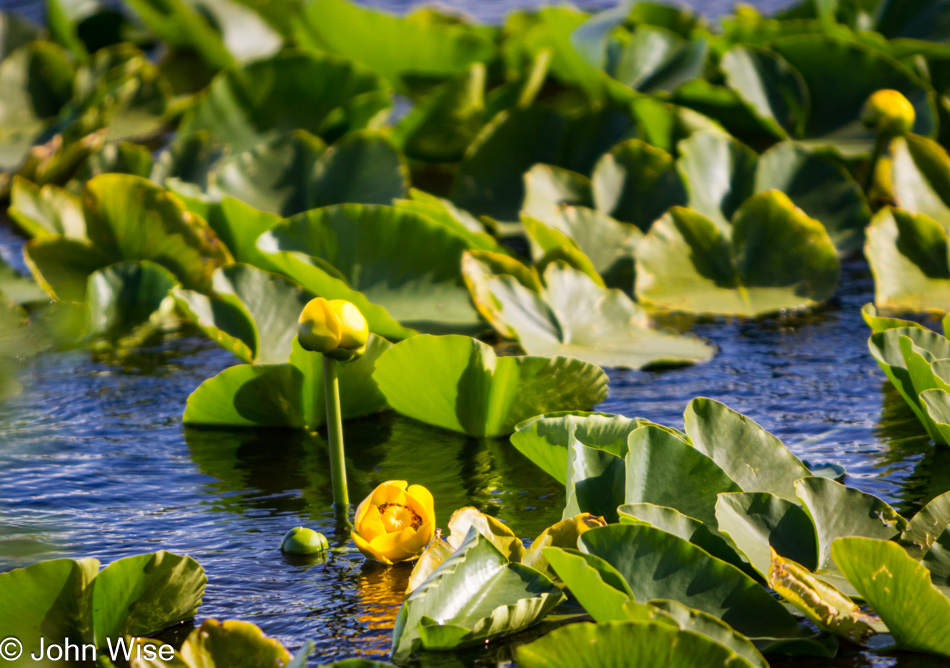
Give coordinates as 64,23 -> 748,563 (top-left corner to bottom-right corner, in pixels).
861,89 -> 915,136
352,481 -> 435,564
298,297 -> 369,361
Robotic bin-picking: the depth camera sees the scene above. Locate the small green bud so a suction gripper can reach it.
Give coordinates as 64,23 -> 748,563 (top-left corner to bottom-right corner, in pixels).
280,526 -> 329,555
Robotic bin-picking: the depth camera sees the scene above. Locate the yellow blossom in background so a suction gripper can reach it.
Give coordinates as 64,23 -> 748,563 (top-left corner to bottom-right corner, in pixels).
861,89 -> 915,136
352,481 -> 435,564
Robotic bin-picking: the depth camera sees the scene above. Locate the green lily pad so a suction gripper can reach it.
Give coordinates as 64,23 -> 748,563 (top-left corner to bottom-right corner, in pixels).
592,138 -> 686,232
177,50 -> 391,152
715,492 -> 819,578
25,175 -> 232,303
510,411 -> 643,483
685,397 -> 812,501
634,191 -> 839,316
86,261 -> 179,343
861,303 -> 924,334
522,164 -> 592,220
259,204 -> 479,337
754,142 -> 870,254
579,524 -> 801,638
8,176 -> 86,239
392,528 -> 564,660
177,196 -> 281,272
834,536 -> 950,657
868,326 -> 950,442
292,0 -> 493,92
610,27 -> 709,95
184,335 -> 390,429
887,134 -> 950,229
543,547 -> 634,622
91,551 -> 205,643
867,207 -> 950,313
618,503 -> 750,573
372,334 -> 608,438
516,619 -> 759,668
0,41 -> 75,170
174,264 -> 316,364
0,558 -> 99,659
463,256 -> 715,369
676,131 -> 757,231
797,477 -> 907,594
924,527 -> 950,586
719,45 -> 808,138
392,63 -> 486,162
130,619 -> 299,668
901,490 -> 950,559
394,193 -> 501,254
564,439 -> 626,523
624,425 -> 740,529
921,388 -> 950,444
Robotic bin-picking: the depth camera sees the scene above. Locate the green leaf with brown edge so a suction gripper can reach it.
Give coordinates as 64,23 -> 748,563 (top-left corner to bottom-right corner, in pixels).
834,536 -> 950,658
635,192 -> 839,316
685,397 -> 812,502
796,477 -> 907,595
592,138 -> 686,232
865,207 -> 950,313
24,236 -> 113,303
183,335 -> 391,429
580,524 -> 801,638
373,334 -> 607,438
768,549 -> 877,644
516,619 -> 759,668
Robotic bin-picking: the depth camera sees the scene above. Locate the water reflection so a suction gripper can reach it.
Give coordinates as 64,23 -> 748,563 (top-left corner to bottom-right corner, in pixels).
184,414 -> 565,539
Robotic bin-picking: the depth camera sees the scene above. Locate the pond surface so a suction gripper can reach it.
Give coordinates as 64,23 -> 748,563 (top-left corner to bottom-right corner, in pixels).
1,207 -> 947,666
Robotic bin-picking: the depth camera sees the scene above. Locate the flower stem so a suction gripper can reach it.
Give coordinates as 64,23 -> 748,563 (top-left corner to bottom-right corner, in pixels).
322,356 -> 349,515
864,131 -> 890,195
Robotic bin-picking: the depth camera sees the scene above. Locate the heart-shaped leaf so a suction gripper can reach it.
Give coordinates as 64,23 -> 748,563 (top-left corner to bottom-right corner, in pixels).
372,334 -> 608,437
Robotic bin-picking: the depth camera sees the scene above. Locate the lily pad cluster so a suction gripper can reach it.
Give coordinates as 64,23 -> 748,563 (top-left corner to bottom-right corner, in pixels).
501,397 -> 950,662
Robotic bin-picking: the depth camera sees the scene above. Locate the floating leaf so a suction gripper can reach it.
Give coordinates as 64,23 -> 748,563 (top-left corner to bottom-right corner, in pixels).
592,138 -> 686,232
865,207 -> 950,313
86,261 -> 179,343
174,264 -> 316,364
685,398 -> 812,501
463,256 -> 715,369
183,336 -> 391,429
890,134 -> 950,229
510,411 -> 643,483
579,524 -> 800,638
719,45 -> 808,138
564,439 -> 625,523
130,620 -> 297,668
259,204 -> 479,338
292,0 -> 493,92
372,334 -> 607,437
861,303 -> 926,334
517,620 -> 758,668
676,131 -> 756,230
624,425 -> 740,528
635,191 -> 839,316
834,537 -> 950,658
543,547 -> 634,623
610,27 -> 708,95
796,477 -> 907,594
901,490 -> 950,559
716,492 -> 819,578
8,176 -> 86,239
391,528 -> 564,659
178,50 -> 391,152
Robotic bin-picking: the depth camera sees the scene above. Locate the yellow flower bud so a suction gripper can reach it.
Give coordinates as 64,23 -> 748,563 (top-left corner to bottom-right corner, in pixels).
297,297 -> 368,361
861,89 -> 915,136
351,480 -> 435,564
